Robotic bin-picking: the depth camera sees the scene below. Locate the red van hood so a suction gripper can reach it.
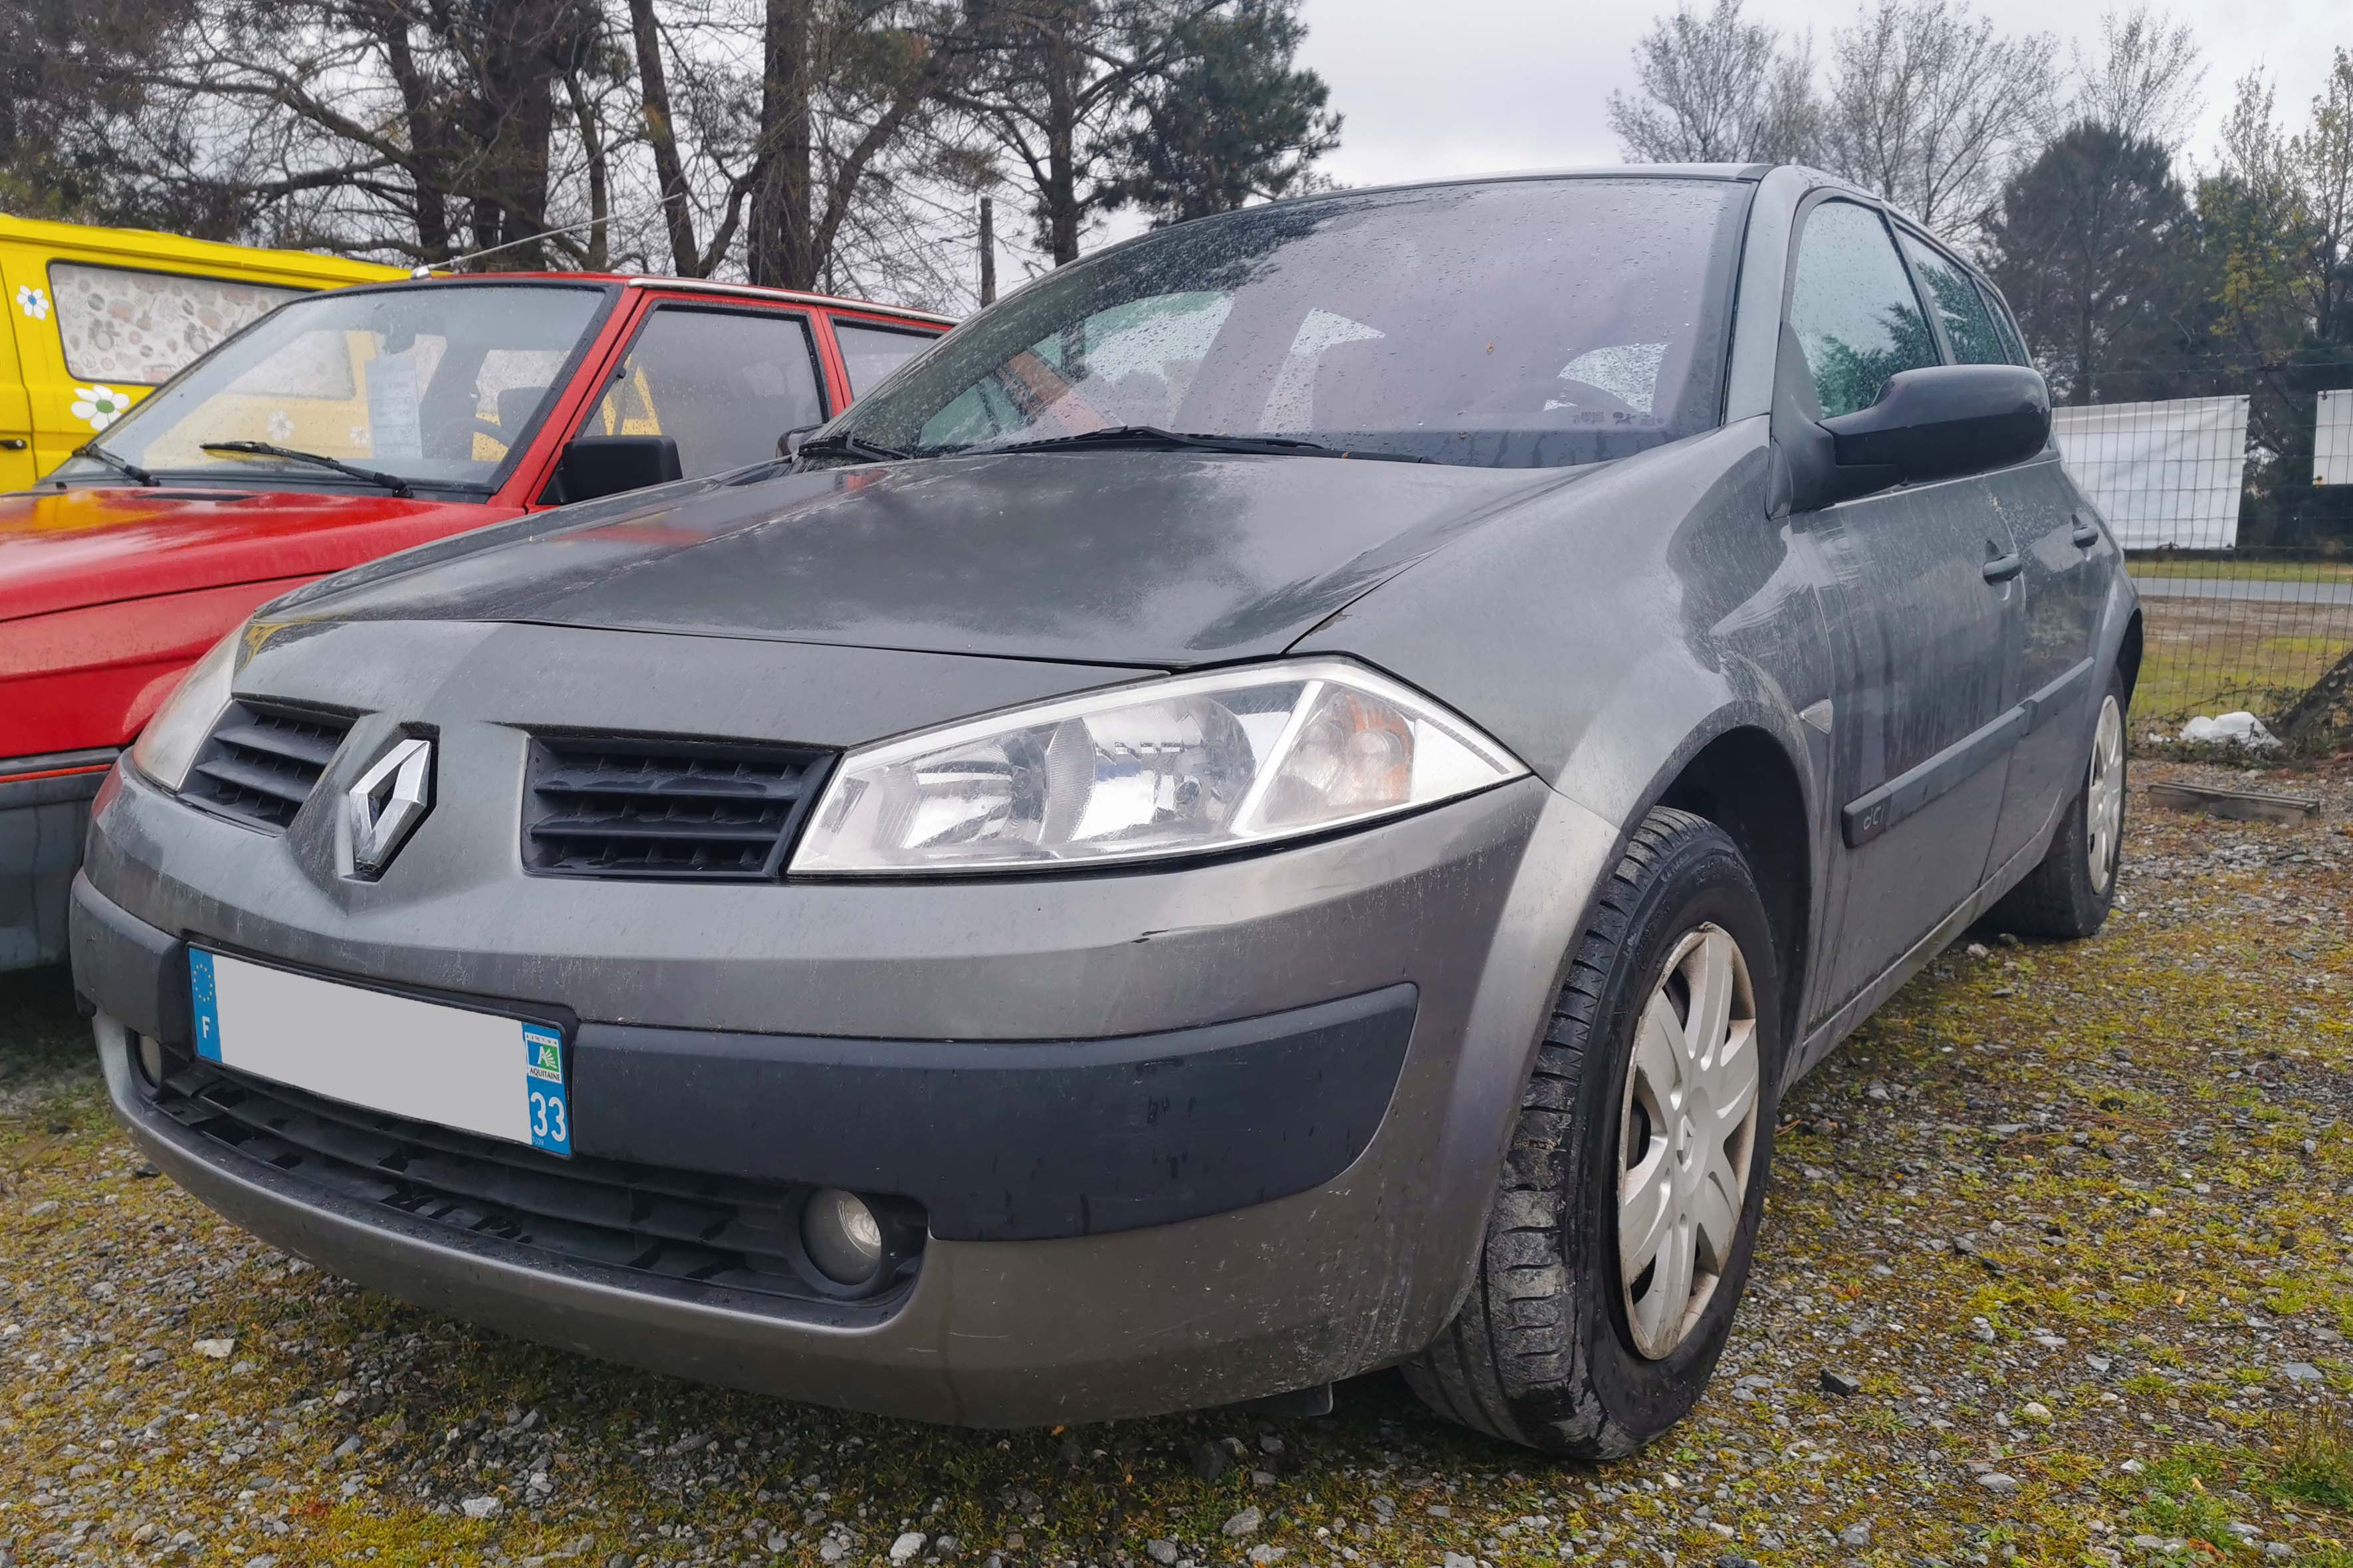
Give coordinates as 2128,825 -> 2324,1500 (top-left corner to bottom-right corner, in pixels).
0,484 -> 510,623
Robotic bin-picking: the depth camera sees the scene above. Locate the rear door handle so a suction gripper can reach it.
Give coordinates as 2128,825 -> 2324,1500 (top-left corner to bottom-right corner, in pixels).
0,438 -> 25,451
1982,552 -> 2023,583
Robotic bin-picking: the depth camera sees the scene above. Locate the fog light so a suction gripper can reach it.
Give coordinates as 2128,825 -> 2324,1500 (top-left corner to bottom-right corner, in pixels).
134,1034 -> 166,1088
800,1188 -> 885,1287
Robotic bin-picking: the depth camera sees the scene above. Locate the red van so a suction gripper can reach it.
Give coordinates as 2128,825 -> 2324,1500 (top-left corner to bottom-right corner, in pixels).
0,274 -> 951,968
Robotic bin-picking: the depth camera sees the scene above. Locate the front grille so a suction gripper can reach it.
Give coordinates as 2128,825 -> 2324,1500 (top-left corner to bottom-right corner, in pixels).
151,1058 -> 917,1314
183,702 -> 354,831
522,735 -> 832,881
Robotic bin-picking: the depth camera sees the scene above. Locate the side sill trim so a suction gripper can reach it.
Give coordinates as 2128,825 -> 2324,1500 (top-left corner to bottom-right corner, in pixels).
1842,705 -> 2025,848
1839,655 -> 2097,849
2021,656 -> 2095,734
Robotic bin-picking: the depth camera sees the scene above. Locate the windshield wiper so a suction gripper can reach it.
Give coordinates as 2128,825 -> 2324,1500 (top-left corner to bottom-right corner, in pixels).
792,431 -> 911,465
987,425 -> 1432,463
72,441 -> 158,487
199,441 -> 414,498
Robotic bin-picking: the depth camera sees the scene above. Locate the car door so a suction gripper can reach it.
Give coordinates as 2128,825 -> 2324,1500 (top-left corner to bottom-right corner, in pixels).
570,298 -> 833,481
1781,198 -> 2027,1025
1896,247 -> 2114,871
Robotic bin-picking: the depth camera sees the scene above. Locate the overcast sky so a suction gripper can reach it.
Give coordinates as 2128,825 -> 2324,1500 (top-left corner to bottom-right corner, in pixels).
1291,0 -> 2348,187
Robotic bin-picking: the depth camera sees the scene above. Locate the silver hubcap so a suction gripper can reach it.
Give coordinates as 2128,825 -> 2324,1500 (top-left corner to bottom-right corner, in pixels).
1617,924 -> 1759,1360
2087,694 -> 2124,893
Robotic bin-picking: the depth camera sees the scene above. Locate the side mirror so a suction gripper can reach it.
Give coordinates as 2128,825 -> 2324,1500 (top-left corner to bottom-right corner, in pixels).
557,435 -> 683,503
1781,364 -> 2051,512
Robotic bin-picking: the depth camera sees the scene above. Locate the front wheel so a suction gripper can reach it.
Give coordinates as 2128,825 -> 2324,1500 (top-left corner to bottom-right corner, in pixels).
1403,808 -> 1784,1457
1983,673 -> 2127,941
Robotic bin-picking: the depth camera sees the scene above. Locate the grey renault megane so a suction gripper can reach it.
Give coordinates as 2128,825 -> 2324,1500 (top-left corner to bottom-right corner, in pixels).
70,164 -> 2136,1456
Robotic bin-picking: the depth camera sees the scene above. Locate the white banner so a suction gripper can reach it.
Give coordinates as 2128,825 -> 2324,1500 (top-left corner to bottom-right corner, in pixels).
2317,388 -> 2353,487
2052,395 -> 2250,550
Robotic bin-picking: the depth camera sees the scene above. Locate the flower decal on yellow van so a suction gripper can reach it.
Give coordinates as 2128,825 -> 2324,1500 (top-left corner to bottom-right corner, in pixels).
13,285 -> 47,321
70,384 -> 132,431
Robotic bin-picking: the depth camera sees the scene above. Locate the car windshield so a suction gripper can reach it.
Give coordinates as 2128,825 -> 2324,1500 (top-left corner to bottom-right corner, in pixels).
832,177 -> 1749,470
51,284 -> 608,492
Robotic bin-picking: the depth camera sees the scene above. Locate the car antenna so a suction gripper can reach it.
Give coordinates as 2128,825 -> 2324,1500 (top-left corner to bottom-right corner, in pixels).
409,193 -> 691,280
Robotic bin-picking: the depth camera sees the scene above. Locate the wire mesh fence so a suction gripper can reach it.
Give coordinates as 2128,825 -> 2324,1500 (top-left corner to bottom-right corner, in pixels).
2056,360 -> 2353,746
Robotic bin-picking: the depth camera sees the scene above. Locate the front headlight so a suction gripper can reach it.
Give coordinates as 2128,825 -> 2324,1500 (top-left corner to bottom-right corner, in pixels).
791,658 -> 1526,875
129,628 -> 241,791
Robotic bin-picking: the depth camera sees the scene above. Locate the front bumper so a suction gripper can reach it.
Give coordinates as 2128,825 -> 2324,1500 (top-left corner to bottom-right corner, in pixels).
77,752 -> 1623,1425
0,748 -> 116,970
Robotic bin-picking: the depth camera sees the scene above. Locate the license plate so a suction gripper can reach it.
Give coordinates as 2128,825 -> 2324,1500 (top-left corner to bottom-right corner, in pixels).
187,949 -> 572,1157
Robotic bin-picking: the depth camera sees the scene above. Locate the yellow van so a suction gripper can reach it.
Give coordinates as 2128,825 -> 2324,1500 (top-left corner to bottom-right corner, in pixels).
0,216 -> 403,489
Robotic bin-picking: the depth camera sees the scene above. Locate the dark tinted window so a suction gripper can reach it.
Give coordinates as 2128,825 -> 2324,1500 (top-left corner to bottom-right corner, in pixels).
835,321 -> 937,398
832,178 -> 1751,469
580,306 -> 826,478
1897,231 -> 2007,366
1977,281 -> 2030,366
1786,201 -> 1938,419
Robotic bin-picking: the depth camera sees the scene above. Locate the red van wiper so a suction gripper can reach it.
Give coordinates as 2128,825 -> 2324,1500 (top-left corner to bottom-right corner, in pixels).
201,441 -> 414,499
72,441 -> 159,487
988,425 -> 1431,462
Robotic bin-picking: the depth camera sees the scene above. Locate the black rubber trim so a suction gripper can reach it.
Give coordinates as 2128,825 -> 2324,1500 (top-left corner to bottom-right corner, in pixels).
66,875 -> 1419,1244
2021,656 -> 2095,734
0,748 -> 116,810
67,871 -> 189,1045
576,985 -> 1419,1242
1841,656 -> 2095,848
1842,705 -> 2027,848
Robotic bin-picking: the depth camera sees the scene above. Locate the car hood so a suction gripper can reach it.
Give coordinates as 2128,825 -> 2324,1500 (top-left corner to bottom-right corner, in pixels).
280,451 -> 1595,667
0,484 -> 501,623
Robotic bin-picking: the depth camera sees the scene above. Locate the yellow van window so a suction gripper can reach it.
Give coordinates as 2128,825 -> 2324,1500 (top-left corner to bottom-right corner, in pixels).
49,262 -> 303,386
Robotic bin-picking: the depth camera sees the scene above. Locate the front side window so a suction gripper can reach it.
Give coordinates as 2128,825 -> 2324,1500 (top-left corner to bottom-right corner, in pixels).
580,306 -> 826,478
1977,281 -> 2030,366
1785,201 -> 1940,419
1896,233 -> 2008,366
49,263 -> 305,385
49,284 -> 608,491
830,177 -> 1751,469
834,321 -> 937,399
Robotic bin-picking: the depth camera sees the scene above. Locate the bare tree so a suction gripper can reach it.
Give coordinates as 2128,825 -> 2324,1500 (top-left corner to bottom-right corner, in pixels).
744,1 -> 981,290
2071,5 -> 2205,151
951,0 -> 1238,266
1605,0 -> 1819,165
1819,0 -> 2058,235
2291,49 -> 2353,347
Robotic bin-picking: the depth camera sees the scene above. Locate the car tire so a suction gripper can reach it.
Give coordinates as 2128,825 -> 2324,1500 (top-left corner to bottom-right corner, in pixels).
1402,807 -> 1784,1457
1983,672 -> 2127,941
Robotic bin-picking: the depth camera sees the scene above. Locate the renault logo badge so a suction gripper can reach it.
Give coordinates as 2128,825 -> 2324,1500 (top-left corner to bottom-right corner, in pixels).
346,736 -> 433,878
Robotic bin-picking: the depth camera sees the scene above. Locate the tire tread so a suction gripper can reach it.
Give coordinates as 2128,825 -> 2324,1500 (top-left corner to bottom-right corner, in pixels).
1403,806 -> 1729,1458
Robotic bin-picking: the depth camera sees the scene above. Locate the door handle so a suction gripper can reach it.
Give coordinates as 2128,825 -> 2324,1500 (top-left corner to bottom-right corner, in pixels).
0,438 -> 25,451
1981,552 -> 2024,584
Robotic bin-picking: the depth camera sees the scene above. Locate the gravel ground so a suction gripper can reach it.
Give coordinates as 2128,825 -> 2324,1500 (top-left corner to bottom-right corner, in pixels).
3,758 -> 2349,1568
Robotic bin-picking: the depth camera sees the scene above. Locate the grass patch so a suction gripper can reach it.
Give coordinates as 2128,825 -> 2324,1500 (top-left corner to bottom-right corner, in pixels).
2279,1406 -> 2353,1513
0,963 -> 91,1096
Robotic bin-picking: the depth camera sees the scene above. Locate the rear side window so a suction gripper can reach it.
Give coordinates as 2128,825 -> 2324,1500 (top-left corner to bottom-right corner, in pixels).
49,262 -> 304,385
1896,233 -> 2008,366
834,321 -> 936,399
1784,201 -> 1940,419
579,306 -> 827,479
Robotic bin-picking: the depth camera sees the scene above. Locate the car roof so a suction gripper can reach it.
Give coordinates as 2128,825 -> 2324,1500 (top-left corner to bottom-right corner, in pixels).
394,271 -> 955,328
